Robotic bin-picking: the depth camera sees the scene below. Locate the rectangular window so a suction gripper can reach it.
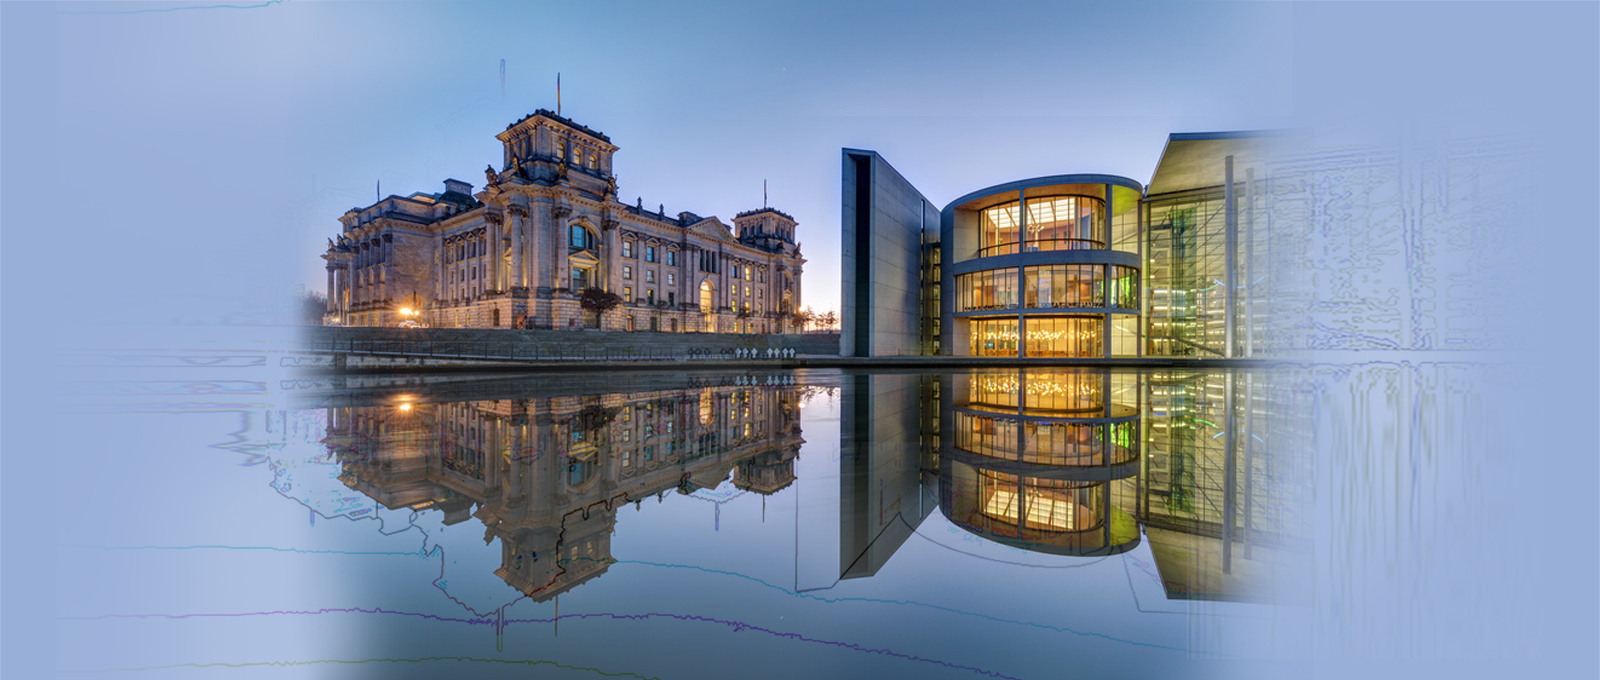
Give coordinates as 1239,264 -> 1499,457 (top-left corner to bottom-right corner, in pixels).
1024,316 -> 1103,358
623,241 -> 633,258
667,273 -> 676,286
623,266 -> 632,280
623,286 -> 632,301
646,246 -> 657,263
647,289 -> 655,304
1023,265 -> 1104,308
666,251 -> 677,266
731,265 -> 740,279
646,270 -> 656,283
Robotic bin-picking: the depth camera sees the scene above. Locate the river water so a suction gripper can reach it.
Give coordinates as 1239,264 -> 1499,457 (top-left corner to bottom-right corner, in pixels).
60,363 -> 1348,679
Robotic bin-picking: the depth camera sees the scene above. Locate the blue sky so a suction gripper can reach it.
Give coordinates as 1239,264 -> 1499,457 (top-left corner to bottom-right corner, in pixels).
50,0 -> 1293,319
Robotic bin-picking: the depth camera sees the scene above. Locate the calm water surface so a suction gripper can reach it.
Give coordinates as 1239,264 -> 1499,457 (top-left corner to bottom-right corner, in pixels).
59,367 -> 1313,679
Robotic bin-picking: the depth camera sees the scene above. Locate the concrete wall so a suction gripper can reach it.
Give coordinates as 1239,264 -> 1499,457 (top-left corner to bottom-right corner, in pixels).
305,326 -> 841,358
841,149 -> 939,357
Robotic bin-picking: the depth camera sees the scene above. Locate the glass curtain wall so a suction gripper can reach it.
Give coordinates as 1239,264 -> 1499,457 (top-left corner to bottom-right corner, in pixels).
978,196 -> 1106,257
955,269 -> 1019,311
1023,265 -> 1103,308
1144,173 -> 1273,358
1145,194 -> 1228,357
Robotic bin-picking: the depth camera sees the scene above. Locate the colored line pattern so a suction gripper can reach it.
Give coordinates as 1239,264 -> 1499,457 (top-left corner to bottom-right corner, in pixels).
58,655 -> 656,678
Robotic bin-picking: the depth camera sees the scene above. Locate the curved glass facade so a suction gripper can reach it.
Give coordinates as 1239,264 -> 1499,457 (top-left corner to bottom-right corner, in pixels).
948,178 -> 1142,359
978,196 -> 1106,257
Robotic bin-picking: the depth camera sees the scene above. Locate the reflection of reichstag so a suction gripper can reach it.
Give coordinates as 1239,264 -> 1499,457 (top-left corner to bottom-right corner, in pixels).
324,377 -> 806,601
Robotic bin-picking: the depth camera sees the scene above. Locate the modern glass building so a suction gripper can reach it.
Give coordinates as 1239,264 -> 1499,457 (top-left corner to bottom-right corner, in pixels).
842,131 -> 1289,359
942,176 -> 1145,358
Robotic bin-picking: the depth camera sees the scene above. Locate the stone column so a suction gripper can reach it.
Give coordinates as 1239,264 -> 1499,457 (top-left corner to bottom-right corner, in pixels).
487,215 -> 501,292
527,204 -> 543,291
552,205 -> 571,292
325,267 -> 336,314
346,258 -> 357,309
602,215 -> 619,293
509,205 -> 526,289
383,235 -> 393,307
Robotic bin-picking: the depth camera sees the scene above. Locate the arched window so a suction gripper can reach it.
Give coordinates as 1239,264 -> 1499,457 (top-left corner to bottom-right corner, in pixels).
588,152 -> 598,169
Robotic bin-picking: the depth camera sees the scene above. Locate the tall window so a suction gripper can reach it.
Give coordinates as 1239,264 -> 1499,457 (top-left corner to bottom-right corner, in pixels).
666,251 -> 676,267
623,265 -> 632,280
645,245 -> 657,263
622,241 -> 634,258
569,225 -> 595,251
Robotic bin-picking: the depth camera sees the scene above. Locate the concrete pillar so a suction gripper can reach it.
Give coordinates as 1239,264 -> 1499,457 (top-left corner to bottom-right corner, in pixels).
1245,168 -> 1255,359
1223,369 -> 1237,574
1224,155 -> 1237,359
1137,190 -> 1145,357
1104,184 -> 1113,359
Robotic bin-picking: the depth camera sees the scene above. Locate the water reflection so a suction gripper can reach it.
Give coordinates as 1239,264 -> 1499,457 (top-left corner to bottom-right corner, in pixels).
319,366 -> 1302,609
325,376 -> 808,602
938,369 -> 1306,602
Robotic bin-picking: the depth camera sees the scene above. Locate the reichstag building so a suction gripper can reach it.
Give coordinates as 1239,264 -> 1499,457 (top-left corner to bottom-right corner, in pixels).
322,110 -> 806,333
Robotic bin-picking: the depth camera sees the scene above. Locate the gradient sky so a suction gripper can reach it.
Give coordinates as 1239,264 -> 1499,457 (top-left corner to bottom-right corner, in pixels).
49,0 -> 1293,320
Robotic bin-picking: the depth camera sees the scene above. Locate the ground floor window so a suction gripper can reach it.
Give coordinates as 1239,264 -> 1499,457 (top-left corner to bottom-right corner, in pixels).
970,318 -> 1019,356
969,315 -> 1104,357
1025,316 -> 1102,358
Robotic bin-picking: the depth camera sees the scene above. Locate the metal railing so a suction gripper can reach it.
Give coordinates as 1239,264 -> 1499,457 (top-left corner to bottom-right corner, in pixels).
975,238 -> 1106,259
311,335 -> 805,363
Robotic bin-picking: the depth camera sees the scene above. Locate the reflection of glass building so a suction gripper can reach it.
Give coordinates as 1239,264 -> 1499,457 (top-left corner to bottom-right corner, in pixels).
920,368 -> 1307,602
842,132 -> 1288,358
939,370 -> 1143,555
325,378 -> 805,601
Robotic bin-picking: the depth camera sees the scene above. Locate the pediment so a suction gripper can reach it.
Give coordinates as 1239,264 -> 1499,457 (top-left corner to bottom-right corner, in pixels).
569,251 -> 601,267
686,217 -> 734,241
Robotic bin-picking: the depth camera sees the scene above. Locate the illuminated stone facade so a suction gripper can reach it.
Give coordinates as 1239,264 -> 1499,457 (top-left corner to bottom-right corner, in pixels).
322,110 -> 805,332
